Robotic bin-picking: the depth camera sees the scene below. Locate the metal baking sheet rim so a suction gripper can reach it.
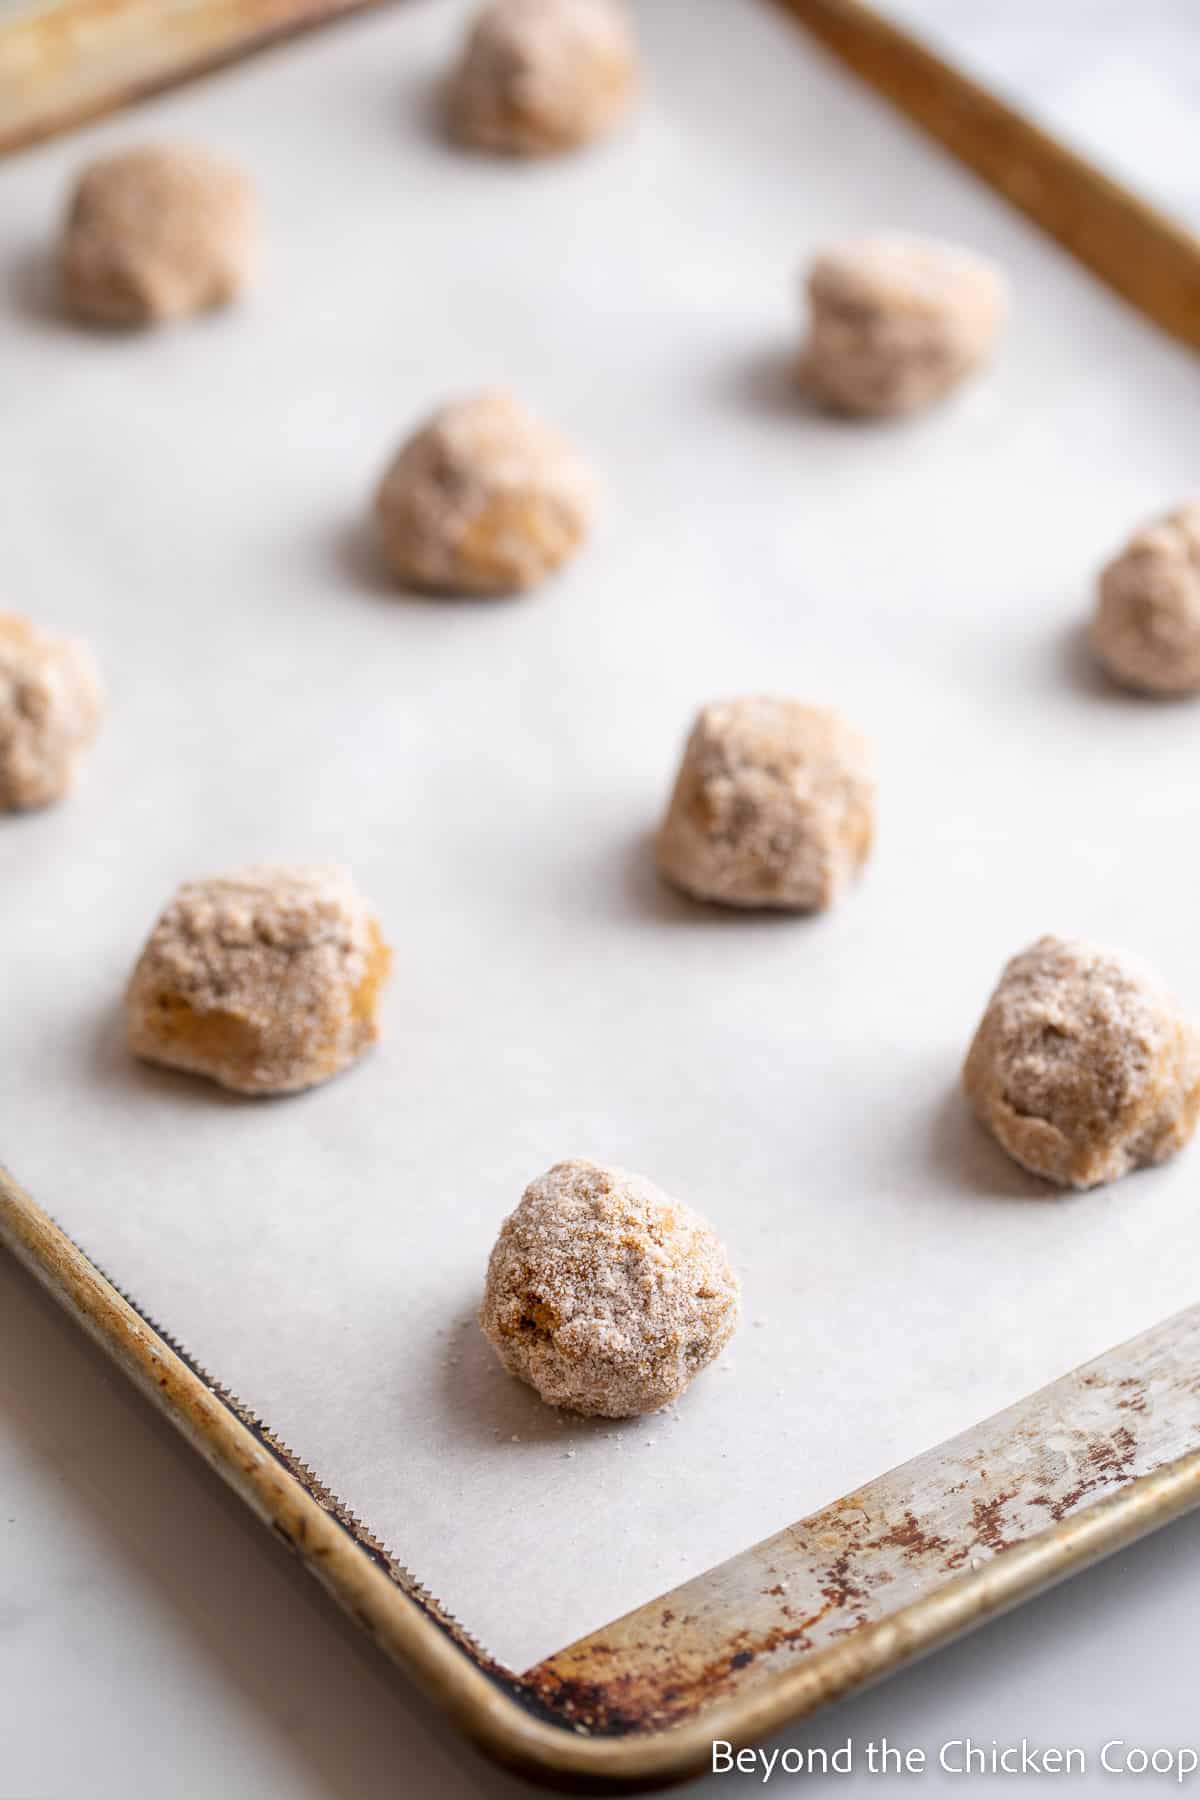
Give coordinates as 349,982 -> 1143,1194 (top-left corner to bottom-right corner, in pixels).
6,1163 -> 1200,1791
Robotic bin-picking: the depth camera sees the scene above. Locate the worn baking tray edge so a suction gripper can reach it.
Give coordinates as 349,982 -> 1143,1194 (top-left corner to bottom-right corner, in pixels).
0,0 -> 391,155
5,1161 -> 1200,1791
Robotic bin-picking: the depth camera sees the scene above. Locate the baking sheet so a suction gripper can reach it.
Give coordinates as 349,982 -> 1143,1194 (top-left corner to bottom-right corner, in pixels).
4,0 -> 1200,1677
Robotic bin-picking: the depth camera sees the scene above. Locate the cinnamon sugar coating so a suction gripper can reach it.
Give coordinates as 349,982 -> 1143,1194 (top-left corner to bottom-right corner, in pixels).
1092,501 -> 1200,695
963,935 -> 1200,1191
126,866 -> 391,1096
0,612 -> 104,812
448,0 -> 639,156
61,144 -> 258,327
479,1159 -> 740,1417
803,235 -> 1007,418
656,696 -> 875,911
374,389 -> 595,595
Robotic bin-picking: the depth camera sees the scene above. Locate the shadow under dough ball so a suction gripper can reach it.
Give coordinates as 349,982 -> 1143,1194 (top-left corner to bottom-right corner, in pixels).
802,234 -> 1007,418
125,865 -> 392,1096
656,695 -> 876,911
60,143 -> 259,326
963,934 -> 1200,1190
0,612 -> 104,812
374,388 -> 596,595
447,0 -> 640,155
479,1158 -> 740,1417
1091,500 -> 1200,696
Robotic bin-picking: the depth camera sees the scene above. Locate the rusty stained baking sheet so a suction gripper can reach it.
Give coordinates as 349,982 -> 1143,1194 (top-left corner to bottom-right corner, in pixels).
7,1155 -> 1199,1785
524,1302 -> 1200,1734
3,0 -> 1200,1679
4,1159 -> 1194,1792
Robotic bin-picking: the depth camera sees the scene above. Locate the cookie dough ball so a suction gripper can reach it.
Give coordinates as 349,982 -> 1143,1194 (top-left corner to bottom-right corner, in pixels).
61,144 -> 258,326
374,389 -> 595,595
963,935 -> 1200,1190
0,613 -> 104,812
1091,501 -> 1200,695
803,235 -> 1007,418
126,865 -> 391,1096
448,0 -> 639,156
656,696 -> 875,911
480,1159 -> 739,1417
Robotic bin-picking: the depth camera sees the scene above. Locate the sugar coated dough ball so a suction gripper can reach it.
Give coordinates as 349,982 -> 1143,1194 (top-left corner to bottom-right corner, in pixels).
479,1159 -> 739,1417
0,613 -> 104,812
61,144 -> 258,326
1091,502 -> 1200,695
804,235 -> 1007,418
963,935 -> 1200,1191
374,389 -> 595,595
448,0 -> 639,155
126,865 -> 391,1095
656,696 -> 875,911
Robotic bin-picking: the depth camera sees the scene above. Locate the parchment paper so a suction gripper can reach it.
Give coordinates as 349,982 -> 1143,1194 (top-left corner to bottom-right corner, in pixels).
4,0 -> 1200,1674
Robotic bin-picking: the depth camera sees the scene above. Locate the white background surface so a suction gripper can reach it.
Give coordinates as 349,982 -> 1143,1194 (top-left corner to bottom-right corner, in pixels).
886,0 -> 1200,230
4,0 -> 1200,1792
